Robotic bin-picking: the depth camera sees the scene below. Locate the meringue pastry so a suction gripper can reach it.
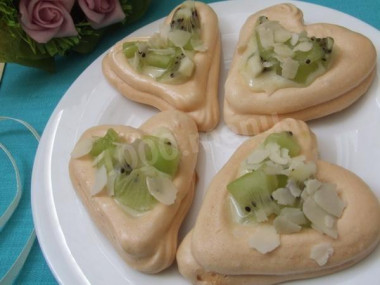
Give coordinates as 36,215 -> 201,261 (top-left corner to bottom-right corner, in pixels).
224,4 -> 376,135
103,1 -> 221,132
69,110 -> 199,273
177,118 -> 380,284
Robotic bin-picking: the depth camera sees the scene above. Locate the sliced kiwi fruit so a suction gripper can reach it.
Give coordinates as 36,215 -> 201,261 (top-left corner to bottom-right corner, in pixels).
170,1 -> 200,33
142,135 -> 180,178
247,16 -> 334,84
90,128 -> 120,158
113,168 -> 157,212
145,52 -> 174,69
122,42 -> 195,83
123,42 -> 139,58
277,174 -> 289,188
121,1 -> 203,83
264,131 -> 301,157
89,129 -> 180,212
227,170 -> 280,220
292,38 -> 333,83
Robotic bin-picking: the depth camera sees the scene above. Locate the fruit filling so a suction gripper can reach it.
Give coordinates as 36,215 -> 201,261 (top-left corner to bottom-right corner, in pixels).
228,132 -> 345,241
73,128 -> 181,213
122,1 -> 206,84
240,16 -> 334,93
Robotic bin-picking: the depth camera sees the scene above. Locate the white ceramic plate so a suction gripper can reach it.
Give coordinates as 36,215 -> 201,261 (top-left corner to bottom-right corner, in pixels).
31,0 -> 380,284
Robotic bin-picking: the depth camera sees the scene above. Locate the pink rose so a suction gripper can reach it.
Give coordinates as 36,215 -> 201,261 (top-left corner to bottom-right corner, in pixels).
78,0 -> 126,29
19,0 -> 78,43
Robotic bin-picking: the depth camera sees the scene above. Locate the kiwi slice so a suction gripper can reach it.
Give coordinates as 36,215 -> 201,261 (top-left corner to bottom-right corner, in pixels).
277,174 -> 289,188
121,1 -> 202,83
123,42 -> 175,68
114,168 -> 157,212
264,131 -> 301,157
227,170 -> 280,220
145,52 -> 174,69
142,135 -> 180,177
292,38 -> 333,83
250,17 -> 334,84
123,42 -> 139,58
90,128 -> 120,158
89,130 -> 181,212
170,1 -> 200,33
122,42 -> 195,83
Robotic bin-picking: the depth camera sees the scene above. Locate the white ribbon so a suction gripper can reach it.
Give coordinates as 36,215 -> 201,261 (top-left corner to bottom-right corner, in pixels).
0,116 -> 40,285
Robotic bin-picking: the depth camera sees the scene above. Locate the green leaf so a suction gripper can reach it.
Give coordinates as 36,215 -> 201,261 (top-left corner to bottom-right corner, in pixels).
125,0 -> 151,24
0,25 -> 55,72
0,0 -> 152,71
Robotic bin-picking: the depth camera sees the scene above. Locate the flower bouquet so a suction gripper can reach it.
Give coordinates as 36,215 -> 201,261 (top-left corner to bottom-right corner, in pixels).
0,0 -> 151,71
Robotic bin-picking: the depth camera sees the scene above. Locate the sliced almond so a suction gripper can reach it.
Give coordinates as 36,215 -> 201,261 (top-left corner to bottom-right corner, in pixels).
287,179 -> 302,197
280,207 -> 308,225
310,242 -> 334,266
293,42 -> 313,52
313,183 -> 346,217
106,169 -> 117,196
146,174 -> 177,205
246,148 -> 270,164
304,179 -> 322,195
281,57 -> 299,80
178,56 -> 195,77
257,26 -> 274,49
274,44 -> 294,58
273,215 -> 301,234
272,188 -> 295,205
312,222 -> 338,239
71,137 -> 95,158
249,225 -> 280,254
267,143 -> 289,165
325,215 -> 335,228
274,28 -> 292,43
290,33 -> 299,46
92,165 -> 107,196
303,196 -> 338,238
246,53 -> 263,78
293,41 -> 313,52
290,161 -> 316,181
263,160 -> 286,175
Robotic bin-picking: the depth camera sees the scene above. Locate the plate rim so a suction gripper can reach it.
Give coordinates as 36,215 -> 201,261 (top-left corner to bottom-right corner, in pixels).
31,0 -> 380,284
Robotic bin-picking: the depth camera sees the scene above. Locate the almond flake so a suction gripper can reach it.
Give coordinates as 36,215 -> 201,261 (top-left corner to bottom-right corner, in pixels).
310,242 -> 334,266
249,225 -> 280,254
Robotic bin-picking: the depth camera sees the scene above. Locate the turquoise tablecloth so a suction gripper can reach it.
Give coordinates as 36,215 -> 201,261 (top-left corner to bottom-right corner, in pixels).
0,0 -> 378,283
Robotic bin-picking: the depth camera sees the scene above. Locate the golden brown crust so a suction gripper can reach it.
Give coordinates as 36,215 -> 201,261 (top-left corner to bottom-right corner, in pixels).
177,230 -> 376,285
224,3 -> 377,135
102,1 -> 221,132
176,118 -> 380,284
69,110 -> 199,273
224,69 -> 376,135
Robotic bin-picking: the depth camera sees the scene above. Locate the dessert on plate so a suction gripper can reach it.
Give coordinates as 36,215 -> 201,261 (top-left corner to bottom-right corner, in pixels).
69,110 -> 199,273
177,118 -> 380,284
103,1 -> 221,132
224,3 -> 377,135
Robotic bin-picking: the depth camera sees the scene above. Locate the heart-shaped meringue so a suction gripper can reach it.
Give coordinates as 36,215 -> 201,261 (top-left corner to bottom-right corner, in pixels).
102,1 -> 221,132
177,118 -> 380,284
69,110 -> 199,273
224,4 -> 376,135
